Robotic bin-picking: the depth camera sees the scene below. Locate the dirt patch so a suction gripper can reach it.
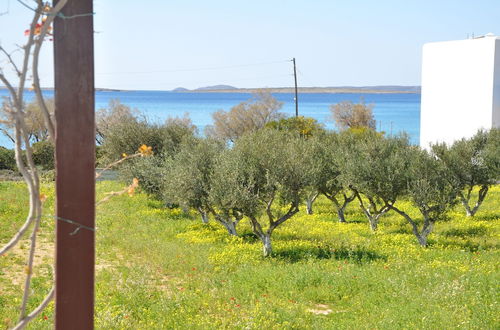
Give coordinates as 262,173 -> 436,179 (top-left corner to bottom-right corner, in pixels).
308,304 -> 333,315
1,234 -> 54,288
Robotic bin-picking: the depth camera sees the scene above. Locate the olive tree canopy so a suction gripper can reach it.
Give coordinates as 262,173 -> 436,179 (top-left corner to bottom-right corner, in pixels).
210,129 -> 309,256
432,129 -> 500,217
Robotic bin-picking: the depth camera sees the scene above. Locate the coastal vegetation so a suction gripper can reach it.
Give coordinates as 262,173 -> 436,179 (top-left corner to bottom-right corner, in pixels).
0,93 -> 499,327
93,95 -> 498,251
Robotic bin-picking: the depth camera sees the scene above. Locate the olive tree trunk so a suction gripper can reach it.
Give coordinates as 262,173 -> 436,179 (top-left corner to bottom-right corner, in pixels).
262,234 -> 273,257
458,185 -> 489,217
390,206 -> 434,247
306,191 -> 319,215
208,208 -> 242,236
197,207 -> 209,224
248,202 -> 299,257
223,221 -> 238,236
356,193 -> 390,231
324,192 -> 356,223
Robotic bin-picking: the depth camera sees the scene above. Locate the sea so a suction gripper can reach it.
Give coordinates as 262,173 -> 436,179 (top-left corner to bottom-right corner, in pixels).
0,89 -> 421,147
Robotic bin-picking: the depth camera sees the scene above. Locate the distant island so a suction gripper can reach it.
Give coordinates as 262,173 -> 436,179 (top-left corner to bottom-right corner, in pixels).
1,85 -> 421,94
170,85 -> 421,94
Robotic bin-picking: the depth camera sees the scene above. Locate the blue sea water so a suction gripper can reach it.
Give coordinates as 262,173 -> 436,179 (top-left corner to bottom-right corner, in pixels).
0,89 -> 421,147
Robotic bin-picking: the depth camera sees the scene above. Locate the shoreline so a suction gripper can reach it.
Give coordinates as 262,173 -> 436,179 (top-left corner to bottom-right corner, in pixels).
185,87 -> 420,94
0,87 -> 421,94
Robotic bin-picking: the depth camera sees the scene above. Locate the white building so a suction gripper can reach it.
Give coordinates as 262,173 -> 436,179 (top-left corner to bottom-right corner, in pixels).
420,34 -> 500,148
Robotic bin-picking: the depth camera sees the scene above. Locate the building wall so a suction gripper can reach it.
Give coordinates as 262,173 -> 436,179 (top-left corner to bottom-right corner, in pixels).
420,36 -> 500,148
493,40 -> 500,127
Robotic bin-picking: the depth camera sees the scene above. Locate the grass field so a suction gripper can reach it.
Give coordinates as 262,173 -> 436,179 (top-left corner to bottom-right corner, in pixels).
1,181 -> 499,329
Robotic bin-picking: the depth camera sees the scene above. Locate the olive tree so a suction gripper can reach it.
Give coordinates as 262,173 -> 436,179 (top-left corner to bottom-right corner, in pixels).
432,129 -> 500,217
205,90 -> 284,142
304,133 -> 355,221
95,99 -> 138,145
163,137 -> 225,224
267,115 -> 326,214
210,129 -> 308,256
389,148 -> 459,247
339,131 -> 411,231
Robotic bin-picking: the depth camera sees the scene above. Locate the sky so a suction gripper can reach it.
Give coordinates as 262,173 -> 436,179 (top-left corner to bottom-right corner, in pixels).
1,0 -> 500,90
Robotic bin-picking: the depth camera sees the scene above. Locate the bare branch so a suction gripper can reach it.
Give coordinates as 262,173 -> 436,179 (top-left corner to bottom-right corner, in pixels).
0,46 -> 22,76
31,0 -> 69,141
0,127 -> 15,143
95,152 -> 141,179
19,198 -> 42,321
96,178 -> 139,206
12,287 -> 54,330
0,72 -> 18,100
265,192 -> 275,224
0,217 -> 35,255
16,4 -> 40,108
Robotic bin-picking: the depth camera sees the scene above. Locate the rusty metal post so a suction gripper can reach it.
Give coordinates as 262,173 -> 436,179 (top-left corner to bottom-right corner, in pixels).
54,0 -> 95,328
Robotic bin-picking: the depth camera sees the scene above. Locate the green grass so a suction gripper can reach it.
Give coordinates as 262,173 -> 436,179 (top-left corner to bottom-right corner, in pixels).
1,181 -> 499,329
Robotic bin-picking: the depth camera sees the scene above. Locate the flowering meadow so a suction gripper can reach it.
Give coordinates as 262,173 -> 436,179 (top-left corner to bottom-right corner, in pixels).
0,181 -> 498,329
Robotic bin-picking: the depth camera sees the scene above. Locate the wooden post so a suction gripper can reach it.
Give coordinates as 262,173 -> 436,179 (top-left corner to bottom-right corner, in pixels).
54,0 -> 95,329
292,58 -> 299,117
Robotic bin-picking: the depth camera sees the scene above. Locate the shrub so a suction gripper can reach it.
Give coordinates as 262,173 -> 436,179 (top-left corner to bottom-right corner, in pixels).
121,156 -> 166,200
100,105 -> 197,196
100,107 -> 196,164
205,91 -> 284,142
330,99 -> 376,130
32,141 -> 54,170
0,146 -> 16,171
266,116 -> 325,138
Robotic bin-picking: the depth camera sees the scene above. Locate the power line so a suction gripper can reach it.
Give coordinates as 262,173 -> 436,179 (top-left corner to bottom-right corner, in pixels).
95,60 -> 290,75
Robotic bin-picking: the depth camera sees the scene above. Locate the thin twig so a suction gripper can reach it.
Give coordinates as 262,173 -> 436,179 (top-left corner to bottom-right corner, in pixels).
12,287 -> 54,330
31,0 -> 68,141
95,152 -> 141,179
0,46 -> 21,76
19,198 -> 41,321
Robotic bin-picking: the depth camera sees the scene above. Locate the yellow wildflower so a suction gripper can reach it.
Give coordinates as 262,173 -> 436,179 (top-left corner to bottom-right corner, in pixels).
138,144 -> 153,156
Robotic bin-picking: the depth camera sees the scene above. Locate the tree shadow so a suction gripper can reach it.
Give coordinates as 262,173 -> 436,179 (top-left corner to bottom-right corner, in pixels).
473,214 -> 500,222
239,231 -> 260,243
342,219 -> 365,224
441,226 -> 487,238
147,200 -> 168,209
273,244 -> 387,264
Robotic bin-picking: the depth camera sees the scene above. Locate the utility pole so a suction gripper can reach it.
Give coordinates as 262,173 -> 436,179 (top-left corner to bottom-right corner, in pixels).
54,0 -> 95,329
292,58 -> 298,117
